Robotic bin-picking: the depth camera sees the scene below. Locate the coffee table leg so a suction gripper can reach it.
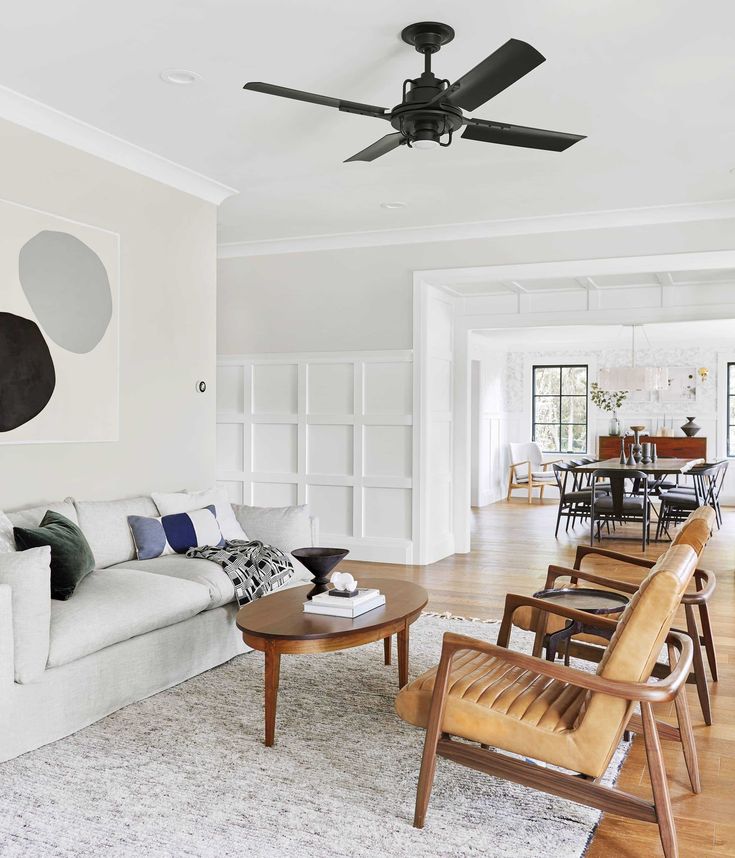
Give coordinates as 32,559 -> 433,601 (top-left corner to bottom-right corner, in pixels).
384,635 -> 392,666
398,624 -> 409,688
264,642 -> 281,747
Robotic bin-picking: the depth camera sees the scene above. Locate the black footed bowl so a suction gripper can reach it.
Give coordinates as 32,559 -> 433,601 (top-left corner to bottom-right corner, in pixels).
292,547 -> 350,599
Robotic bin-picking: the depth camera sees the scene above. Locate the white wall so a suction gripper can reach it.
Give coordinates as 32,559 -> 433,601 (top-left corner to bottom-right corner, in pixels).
216,351 -> 414,563
217,216 -> 735,355
0,118 -> 218,508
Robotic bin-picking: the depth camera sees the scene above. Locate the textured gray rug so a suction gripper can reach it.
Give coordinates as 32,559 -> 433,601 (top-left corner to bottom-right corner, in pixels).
1,614 -> 629,858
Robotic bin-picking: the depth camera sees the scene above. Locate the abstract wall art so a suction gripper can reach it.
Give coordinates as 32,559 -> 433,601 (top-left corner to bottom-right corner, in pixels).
0,198 -> 119,443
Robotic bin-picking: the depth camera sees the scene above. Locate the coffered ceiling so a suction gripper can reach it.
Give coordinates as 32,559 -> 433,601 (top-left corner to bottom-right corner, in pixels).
1,1 -> 734,243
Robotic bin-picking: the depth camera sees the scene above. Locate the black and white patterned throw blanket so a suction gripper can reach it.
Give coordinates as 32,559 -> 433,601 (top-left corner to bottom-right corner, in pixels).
186,540 -> 295,606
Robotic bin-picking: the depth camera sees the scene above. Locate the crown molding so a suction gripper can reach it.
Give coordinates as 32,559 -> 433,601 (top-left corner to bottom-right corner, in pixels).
0,84 -> 237,205
218,198 -> 735,258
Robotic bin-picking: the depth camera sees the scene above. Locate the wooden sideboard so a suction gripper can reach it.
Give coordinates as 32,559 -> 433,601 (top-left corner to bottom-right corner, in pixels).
598,435 -> 707,460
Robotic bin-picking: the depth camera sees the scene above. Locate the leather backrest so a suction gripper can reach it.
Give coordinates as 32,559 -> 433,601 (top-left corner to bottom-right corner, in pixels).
672,517 -> 713,557
596,544 -> 697,683
681,505 -> 716,533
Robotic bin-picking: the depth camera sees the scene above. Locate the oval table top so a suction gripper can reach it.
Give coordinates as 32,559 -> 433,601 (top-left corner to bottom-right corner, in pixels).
236,577 -> 428,642
532,587 -> 629,615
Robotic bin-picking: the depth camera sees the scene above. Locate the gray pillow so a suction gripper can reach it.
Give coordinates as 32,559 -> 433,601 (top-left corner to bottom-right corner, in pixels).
232,504 -> 313,554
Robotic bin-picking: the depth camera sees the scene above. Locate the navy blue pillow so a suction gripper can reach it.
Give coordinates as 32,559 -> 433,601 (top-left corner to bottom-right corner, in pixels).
128,505 -> 224,560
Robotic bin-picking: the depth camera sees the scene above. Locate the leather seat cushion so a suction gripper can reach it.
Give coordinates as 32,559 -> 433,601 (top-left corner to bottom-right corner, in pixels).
594,496 -> 645,511
395,648 -> 599,774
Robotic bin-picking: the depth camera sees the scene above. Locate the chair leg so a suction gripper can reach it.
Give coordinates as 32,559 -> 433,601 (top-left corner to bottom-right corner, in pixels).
555,502 -> 564,538
674,688 -> 701,794
685,604 -> 712,725
698,602 -> 718,682
413,649 -> 453,828
540,484 -> 545,503
527,480 -> 533,504
641,701 -> 679,858
506,475 -> 513,501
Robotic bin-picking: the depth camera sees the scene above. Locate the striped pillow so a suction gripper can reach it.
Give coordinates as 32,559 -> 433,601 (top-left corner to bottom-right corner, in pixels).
127,505 -> 225,561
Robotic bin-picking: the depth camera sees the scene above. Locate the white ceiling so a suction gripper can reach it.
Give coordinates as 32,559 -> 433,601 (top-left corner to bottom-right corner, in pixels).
475,318 -> 735,350
2,0 -> 735,243
451,266 -> 735,295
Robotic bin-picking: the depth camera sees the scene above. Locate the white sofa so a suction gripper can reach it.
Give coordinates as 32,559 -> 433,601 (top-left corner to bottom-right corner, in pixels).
0,496 -> 316,763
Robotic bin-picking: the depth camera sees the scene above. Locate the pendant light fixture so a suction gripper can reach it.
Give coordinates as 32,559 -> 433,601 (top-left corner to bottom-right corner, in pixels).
598,326 -> 668,392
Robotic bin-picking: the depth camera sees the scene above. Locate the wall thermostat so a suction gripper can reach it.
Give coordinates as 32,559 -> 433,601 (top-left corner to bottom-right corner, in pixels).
197,380 -> 207,393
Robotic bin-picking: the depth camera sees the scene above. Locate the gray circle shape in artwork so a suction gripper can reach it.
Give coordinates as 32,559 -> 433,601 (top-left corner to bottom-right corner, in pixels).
0,312 -> 56,431
19,230 -> 112,354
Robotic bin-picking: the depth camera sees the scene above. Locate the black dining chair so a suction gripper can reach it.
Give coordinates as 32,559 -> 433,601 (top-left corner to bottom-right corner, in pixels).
552,462 -> 596,537
656,463 -> 725,539
589,468 -> 651,551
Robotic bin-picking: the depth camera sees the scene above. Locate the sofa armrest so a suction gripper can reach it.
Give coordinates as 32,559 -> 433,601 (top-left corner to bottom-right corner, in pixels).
0,584 -> 14,687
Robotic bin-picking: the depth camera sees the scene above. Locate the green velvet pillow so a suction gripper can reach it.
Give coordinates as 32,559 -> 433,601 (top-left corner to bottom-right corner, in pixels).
14,510 -> 95,600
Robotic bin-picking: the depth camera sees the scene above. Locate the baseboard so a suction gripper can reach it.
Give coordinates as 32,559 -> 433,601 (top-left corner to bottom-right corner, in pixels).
319,534 -> 414,564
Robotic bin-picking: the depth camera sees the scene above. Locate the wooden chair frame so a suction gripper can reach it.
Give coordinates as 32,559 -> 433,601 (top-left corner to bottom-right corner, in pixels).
506,457 -> 561,504
413,598 -> 696,858
557,545 -> 718,725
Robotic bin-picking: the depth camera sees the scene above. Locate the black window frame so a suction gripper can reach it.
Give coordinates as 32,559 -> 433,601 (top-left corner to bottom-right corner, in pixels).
728,362 -> 735,457
532,364 -> 589,454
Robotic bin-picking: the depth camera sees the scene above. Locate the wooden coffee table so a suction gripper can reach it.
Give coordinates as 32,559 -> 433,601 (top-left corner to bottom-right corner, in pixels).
236,577 -> 428,746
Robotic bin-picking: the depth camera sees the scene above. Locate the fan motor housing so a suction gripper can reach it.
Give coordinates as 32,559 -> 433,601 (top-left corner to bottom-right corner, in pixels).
390,73 -> 463,145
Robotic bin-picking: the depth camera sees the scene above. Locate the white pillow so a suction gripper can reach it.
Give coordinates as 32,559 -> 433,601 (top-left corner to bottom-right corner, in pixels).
0,546 -> 51,683
0,511 -> 15,553
232,504 -> 313,554
151,488 -> 247,542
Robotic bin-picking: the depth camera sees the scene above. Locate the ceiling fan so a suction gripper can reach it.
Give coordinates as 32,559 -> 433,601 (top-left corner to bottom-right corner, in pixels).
243,21 -> 585,162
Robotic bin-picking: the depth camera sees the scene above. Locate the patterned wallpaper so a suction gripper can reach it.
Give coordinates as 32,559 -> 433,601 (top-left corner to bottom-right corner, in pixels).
503,346 -> 719,429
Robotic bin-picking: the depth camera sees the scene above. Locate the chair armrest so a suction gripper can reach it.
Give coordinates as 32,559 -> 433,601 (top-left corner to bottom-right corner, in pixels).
686,568 -> 716,604
544,564 -> 640,595
438,629 -> 692,705
574,545 -> 654,570
573,547 -> 716,603
541,458 -> 563,469
497,591 -> 619,650
0,584 -> 14,687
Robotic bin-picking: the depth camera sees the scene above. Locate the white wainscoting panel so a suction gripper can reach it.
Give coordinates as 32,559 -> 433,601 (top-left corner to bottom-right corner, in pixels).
217,351 -> 414,563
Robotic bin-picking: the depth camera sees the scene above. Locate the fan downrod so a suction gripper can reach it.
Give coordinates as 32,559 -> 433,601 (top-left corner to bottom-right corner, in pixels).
400,22 -> 455,54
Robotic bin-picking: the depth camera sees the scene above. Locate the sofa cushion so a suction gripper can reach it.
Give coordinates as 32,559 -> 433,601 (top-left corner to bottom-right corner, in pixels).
233,504 -> 319,574
0,511 -> 15,553
110,555 -> 236,609
6,499 -> 78,529
74,496 -> 159,568
111,552 -> 311,610
152,488 -> 248,542
47,568 -> 210,668
0,547 -> 51,683
14,511 -> 95,600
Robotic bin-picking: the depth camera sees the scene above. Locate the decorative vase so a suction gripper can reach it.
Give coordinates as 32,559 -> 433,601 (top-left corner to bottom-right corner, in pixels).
608,415 -> 621,436
291,547 -> 350,600
619,436 -> 627,464
641,442 -> 652,464
629,425 -> 646,464
681,416 -> 701,437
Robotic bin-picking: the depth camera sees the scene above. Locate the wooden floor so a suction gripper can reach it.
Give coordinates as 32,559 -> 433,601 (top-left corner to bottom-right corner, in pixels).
342,500 -> 735,858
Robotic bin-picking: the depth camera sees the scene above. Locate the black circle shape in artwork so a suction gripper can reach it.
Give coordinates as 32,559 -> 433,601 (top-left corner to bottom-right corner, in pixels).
0,312 -> 56,432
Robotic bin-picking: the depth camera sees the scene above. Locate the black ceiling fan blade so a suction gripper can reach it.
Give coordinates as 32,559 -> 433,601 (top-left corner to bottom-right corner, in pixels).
243,82 -> 389,119
441,39 -> 545,111
344,132 -> 405,162
462,119 -> 585,151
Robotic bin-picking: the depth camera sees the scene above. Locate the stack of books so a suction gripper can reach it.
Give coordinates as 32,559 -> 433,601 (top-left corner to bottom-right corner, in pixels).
303,588 -> 385,618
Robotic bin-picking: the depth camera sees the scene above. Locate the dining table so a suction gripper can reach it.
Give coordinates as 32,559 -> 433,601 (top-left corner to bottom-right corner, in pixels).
571,457 -> 704,477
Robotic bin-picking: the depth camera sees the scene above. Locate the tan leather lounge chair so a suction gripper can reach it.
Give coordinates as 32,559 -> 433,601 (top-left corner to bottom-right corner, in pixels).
511,507 -> 717,723
396,543 -> 699,858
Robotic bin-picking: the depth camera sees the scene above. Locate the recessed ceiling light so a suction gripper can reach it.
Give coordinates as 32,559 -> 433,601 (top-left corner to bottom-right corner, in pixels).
160,68 -> 201,85
380,201 -> 407,210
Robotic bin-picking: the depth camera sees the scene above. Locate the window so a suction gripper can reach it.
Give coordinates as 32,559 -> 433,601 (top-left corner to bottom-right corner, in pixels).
728,363 -> 735,457
532,365 -> 588,453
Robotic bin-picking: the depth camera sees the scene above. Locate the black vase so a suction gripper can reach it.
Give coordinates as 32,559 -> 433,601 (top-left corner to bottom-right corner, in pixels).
291,547 -> 350,599
680,417 -> 701,437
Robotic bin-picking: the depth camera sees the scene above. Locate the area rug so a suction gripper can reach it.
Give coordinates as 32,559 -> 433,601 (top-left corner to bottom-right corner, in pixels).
0,614 -> 629,858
